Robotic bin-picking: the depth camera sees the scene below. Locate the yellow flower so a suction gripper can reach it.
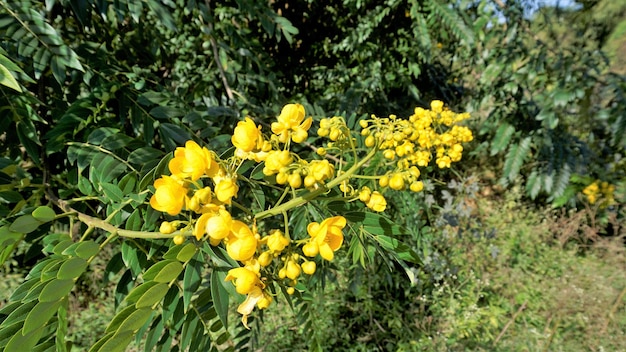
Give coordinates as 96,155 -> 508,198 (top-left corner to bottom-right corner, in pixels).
263,150 -> 292,176
430,100 -> 444,114
232,117 -> 263,153
366,191 -> 387,212
225,267 -> 267,328
214,177 -> 238,204
309,159 -> 334,183
301,261 -> 316,275
285,260 -> 301,280
266,230 -> 290,253
271,103 -> 313,143
150,175 -> 188,215
194,208 -> 233,241
169,140 -> 216,180
306,216 -> 346,261
226,220 -> 257,262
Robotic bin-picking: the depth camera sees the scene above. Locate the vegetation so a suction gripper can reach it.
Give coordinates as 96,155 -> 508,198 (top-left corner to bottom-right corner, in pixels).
0,0 -> 624,351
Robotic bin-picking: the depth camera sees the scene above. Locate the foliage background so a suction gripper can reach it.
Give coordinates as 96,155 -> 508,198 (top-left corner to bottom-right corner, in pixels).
0,0 -> 625,351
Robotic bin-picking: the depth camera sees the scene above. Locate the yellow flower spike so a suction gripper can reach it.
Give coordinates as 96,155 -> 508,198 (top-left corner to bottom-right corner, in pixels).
214,177 -> 238,204
266,230 -> 290,253
232,117 -> 263,153
168,140 -> 213,181
226,220 -> 258,262
150,175 -> 188,216
301,261 -> 316,275
366,191 -> 387,212
307,216 -> 346,261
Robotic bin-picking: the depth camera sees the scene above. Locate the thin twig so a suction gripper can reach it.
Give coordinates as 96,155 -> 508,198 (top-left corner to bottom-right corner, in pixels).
205,0 -> 234,102
494,300 -> 527,345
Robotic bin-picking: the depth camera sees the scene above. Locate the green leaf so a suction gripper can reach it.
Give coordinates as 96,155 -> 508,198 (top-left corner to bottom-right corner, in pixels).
491,123 -> 515,156
0,301 -> 36,328
125,208 -> 143,231
57,257 -> 88,280
73,241 -> 100,259
159,123 -> 191,150
0,62 -> 22,92
142,260 -> 175,281
153,261 -> 183,283
39,279 -> 74,302
176,243 -> 197,263
93,330 -> 134,352
31,206 -> 56,222
4,325 -> 44,352
343,211 -> 404,236
373,235 -> 421,264
126,281 -> 159,305
100,182 -> 124,203
23,300 -> 62,334
127,147 -> 164,166
114,307 -> 153,333
183,256 -> 202,312
211,269 -> 229,329
55,300 -> 68,352
135,283 -> 169,308
9,214 -> 43,233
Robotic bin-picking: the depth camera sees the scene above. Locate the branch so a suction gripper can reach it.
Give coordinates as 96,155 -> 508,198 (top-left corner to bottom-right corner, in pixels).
204,0 -> 234,102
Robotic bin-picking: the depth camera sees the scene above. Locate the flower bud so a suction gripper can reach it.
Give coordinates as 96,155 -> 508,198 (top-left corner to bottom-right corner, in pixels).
379,175 -> 389,187
285,260 -> 301,280
389,174 -> 405,190
258,251 -> 273,267
410,181 -> 424,192
288,173 -> 302,188
302,261 -> 316,275
173,235 -> 185,245
302,241 -> 319,257
160,221 -> 176,234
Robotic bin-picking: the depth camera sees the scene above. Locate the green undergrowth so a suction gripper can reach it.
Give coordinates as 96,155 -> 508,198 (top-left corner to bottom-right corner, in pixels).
257,188 -> 626,351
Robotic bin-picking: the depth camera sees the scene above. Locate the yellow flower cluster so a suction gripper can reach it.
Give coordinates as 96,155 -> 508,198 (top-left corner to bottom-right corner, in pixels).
150,101 -> 472,327
150,104 -> 350,327
582,181 -> 615,207
315,100 -> 473,212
